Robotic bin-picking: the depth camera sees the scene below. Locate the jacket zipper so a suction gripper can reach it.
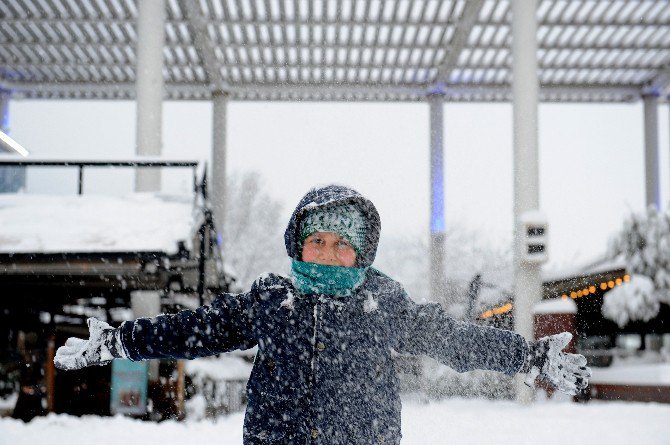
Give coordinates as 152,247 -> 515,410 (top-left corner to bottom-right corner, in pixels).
305,300 -> 321,441
310,301 -> 319,371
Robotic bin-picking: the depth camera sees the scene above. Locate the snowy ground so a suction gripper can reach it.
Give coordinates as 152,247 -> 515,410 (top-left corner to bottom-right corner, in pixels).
1,398 -> 668,445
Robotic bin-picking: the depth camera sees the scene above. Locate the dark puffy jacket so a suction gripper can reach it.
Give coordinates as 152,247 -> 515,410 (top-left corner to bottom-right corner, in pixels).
119,185 -> 528,444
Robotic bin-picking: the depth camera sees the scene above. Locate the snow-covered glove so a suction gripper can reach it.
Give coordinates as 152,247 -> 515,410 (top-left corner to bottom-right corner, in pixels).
521,332 -> 592,395
54,318 -> 126,370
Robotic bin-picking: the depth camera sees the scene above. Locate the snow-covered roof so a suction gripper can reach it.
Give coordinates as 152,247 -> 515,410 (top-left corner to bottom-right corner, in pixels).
533,297 -> 577,315
472,285 -> 512,315
519,210 -> 548,225
477,286 -> 508,306
0,193 -> 197,255
542,253 -> 626,284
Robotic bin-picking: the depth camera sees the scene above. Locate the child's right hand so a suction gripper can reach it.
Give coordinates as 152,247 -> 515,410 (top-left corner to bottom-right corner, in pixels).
54,318 -> 123,370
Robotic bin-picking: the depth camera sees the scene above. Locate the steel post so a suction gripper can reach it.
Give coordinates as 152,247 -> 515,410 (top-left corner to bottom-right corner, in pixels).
134,0 -> 166,192
429,93 -> 447,304
512,0 -> 541,404
643,94 -> 660,208
211,92 -> 229,245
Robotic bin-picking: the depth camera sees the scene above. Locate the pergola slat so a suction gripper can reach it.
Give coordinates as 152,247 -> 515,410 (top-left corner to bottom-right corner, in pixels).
1,0 -> 668,102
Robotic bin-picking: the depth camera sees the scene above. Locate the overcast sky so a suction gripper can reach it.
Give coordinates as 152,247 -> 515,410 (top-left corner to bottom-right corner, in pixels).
5,99 -> 670,273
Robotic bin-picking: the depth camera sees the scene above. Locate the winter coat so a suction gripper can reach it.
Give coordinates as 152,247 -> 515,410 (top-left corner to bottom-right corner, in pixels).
118,185 -> 529,445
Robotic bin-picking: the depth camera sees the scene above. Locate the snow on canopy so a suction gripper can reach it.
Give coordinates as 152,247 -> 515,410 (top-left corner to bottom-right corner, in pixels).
542,253 -> 626,284
0,193 -> 196,254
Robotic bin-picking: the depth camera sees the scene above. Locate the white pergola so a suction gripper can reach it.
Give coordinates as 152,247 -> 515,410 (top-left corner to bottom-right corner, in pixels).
2,1 -> 669,102
2,0 -> 670,400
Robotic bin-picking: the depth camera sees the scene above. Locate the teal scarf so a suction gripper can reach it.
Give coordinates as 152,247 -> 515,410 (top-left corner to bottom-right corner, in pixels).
291,260 -> 368,296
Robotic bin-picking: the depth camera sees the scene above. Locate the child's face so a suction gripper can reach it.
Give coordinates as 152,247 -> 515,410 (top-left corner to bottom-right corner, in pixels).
301,232 -> 357,267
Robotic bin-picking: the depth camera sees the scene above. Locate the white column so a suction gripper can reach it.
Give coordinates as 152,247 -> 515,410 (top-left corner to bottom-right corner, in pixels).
643,94 -> 660,209
429,93 -> 447,304
211,92 -> 229,243
511,0 -> 540,404
134,0 -> 166,192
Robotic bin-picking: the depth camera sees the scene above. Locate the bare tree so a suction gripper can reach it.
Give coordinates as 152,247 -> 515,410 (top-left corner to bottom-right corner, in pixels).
222,171 -> 287,291
375,224 -> 513,318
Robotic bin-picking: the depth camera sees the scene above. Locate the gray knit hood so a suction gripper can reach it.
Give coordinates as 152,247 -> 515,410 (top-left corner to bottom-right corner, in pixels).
284,185 -> 381,268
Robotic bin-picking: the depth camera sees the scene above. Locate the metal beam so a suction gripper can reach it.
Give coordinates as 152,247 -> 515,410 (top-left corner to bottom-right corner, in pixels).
4,39 -> 669,54
3,16 -> 669,28
644,63 -> 670,97
180,0 -> 228,92
1,79 -> 645,102
6,59 -> 666,74
433,0 -> 485,85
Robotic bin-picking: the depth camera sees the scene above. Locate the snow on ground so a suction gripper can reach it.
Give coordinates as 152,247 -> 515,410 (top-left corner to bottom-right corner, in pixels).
0,193 -> 196,254
185,353 -> 253,380
1,398 -> 668,445
591,363 -> 670,386
0,393 -> 17,416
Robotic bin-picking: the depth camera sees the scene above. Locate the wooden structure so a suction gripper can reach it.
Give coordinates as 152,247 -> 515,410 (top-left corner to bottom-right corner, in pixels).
0,161 -> 230,417
477,258 -> 670,403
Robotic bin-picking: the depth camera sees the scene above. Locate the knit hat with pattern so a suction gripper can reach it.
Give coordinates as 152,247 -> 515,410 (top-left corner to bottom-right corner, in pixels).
299,204 -> 367,254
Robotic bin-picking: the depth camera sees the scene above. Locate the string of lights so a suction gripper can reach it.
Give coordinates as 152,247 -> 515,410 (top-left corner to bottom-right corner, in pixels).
479,273 -> 631,319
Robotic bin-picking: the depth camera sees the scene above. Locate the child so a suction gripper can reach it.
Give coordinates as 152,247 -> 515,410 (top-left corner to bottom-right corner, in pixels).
55,184 -> 590,444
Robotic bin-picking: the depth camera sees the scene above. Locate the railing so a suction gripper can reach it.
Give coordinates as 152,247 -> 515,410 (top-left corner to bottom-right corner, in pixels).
0,159 -> 199,195
190,377 -> 248,417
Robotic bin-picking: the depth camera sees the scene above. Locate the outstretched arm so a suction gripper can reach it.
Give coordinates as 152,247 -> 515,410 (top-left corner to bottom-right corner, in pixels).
394,296 -> 528,376
55,291 -> 256,370
393,292 -> 590,394
118,292 -> 256,361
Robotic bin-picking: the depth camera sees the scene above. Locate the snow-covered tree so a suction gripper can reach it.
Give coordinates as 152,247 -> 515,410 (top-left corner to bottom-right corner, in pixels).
608,205 -> 670,325
602,275 -> 660,328
222,171 -> 287,290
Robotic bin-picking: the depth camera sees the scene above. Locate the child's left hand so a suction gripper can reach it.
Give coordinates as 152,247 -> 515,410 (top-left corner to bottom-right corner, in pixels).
523,332 -> 592,395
